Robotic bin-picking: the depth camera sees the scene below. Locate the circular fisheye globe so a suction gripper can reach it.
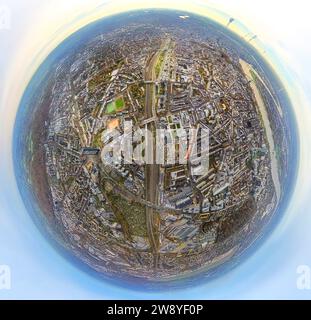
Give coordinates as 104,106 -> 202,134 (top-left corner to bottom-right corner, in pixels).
14,10 -> 298,288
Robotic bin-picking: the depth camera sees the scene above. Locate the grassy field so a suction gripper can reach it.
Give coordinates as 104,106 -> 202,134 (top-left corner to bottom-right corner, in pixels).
106,191 -> 147,237
155,51 -> 165,78
106,101 -> 116,114
105,96 -> 125,114
115,97 -> 125,110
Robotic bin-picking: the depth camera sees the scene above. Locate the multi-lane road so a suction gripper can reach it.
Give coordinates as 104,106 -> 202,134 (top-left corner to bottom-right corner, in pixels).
144,45 -> 164,269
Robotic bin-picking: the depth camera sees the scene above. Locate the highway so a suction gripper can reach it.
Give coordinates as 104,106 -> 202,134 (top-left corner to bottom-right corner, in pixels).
144,48 -> 162,269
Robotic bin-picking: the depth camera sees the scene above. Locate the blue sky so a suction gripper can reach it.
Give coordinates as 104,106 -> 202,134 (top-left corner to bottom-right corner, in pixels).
1,0 -> 311,299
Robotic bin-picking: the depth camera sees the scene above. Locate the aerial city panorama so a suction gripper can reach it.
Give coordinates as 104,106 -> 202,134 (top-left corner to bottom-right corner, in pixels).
14,10 -> 296,287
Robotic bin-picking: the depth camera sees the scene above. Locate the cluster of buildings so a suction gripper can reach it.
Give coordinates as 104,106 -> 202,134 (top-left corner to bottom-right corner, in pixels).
39,22 -> 278,279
